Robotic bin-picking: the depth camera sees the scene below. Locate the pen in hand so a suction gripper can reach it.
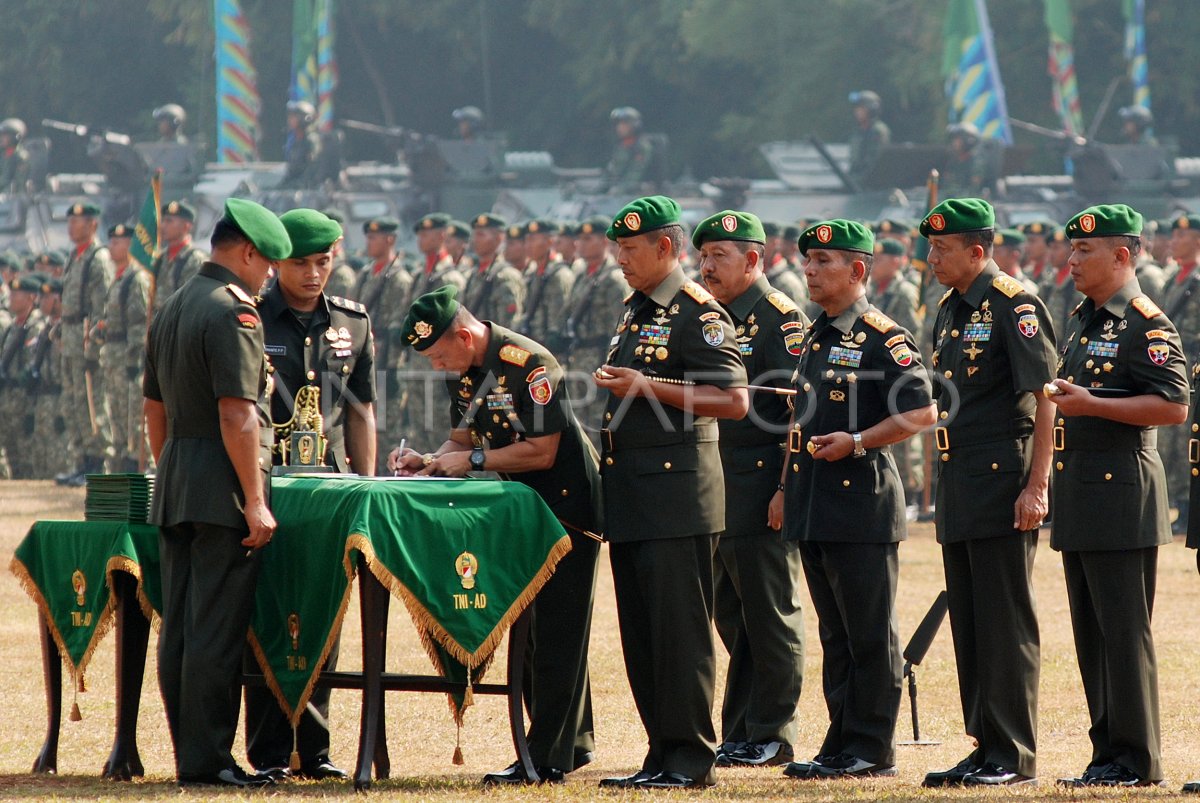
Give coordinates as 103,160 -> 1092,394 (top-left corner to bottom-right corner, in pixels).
394,438 -> 406,476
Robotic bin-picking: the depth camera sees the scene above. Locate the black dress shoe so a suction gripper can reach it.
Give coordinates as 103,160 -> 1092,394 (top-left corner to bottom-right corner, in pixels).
1183,779 -> 1200,794
923,757 -> 978,787
298,759 -> 348,780
718,741 -> 793,767
1086,762 -> 1159,787
599,770 -> 655,788
179,765 -> 274,788
256,766 -> 291,782
964,762 -> 1034,786
810,753 -> 897,778
482,761 -> 565,785
634,771 -> 715,789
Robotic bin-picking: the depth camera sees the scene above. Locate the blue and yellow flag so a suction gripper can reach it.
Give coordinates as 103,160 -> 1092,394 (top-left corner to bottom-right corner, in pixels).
1123,0 -> 1151,113
214,0 -> 260,163
291,0 -> 336,132
943,0 -> 1012,144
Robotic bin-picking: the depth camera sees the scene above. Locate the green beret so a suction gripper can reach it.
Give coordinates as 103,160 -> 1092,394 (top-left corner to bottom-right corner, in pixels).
1171,214 -> 1200,232
1019,220 -> 1055,239
798,219 -> 874,257
362,217 -> 399,235
524,218 -> 556,236
557,221 -> 580,236
761,221 -> 783,238
68,200 -> 101,218
994,228 -> 1026,247
782,224 -> 802,241
472,213 -> 506,230
1049,227 -> 1068,243
446,220 -> 472,239
876,237 -> 906,256
41,276 -> 63,295
692,210 -> 766,249
280,209 -> 343,258
578,216 -> 609,236
1066,204 -> 1144,239
507,223 -> 527,240
0,251 -> 19,270
402,285 -> 459,352
108,223 -> 134,239
223,198 -> 292,261
413,212 -> 450,233
919,198 -> 995,237
320,208 -> 345,225
10,274 -> 41,293
40,250 -> 66,267
607,195 -> 681,241
161,200 -> 196,221
1156,219 -> 1174,234
873,218 -> 908,235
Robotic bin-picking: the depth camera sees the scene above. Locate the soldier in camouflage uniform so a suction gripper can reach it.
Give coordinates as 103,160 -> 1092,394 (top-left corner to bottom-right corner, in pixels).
1160,214 -> 1200,530
463,214 -> 524,329
445,219 -> 474,273
151,201 -> 207,307
0,274 -> 43,478
1038,227 -> 1082,339
29,277 -> 66,479
409,213 -> 464,298
519,218 -> 574,351
58,202 -> 115,484
98,224 -> 152,472
763,222 -> 811,317
604,107 -> 655,194
847,91 -> 890,186
557,221 -> 579,268
0,118 -> 30,194
319,209 -> 359,300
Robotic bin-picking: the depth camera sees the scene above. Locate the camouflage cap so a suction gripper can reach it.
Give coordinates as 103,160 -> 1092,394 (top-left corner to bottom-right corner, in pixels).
413,212 -> 450,233
161,200 -> 196,221
362,217 -> 400,235
1066,204 -> 1144,239
919,198 -> 995,237
692,210 -> 766,249
68,200 -> 101,218
107,223 -> 134,239
280,209 -> 343,258
607,195 -> 681,241
875,237 -> 907,256
222,198 -> 292,261
994,228 -> 1027,247
798,219 -> 874,257
402,285 -> 459,352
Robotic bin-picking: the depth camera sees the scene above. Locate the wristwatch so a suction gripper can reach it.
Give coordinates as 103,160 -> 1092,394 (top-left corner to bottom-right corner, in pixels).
469,447 -> 486,471
851,432 -> 867,458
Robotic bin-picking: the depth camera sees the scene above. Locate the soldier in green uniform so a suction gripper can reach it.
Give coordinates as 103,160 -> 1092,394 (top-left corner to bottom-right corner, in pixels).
1050,204 -> 1188,788
389,285 -> 602,786
1039,226 -> 1082,336
779,220 -> 935,781
57,201 -> 115,485
317,209 -> 358,300
243,209 -> 374,781
1160,214 -> 1200,531
143,198 -> 290,789
604,108 -> 655,194
592,196 -> 749,790
463,214 -> 524,329
519,218 -> 574,351
943,123 -> 994,197
0,118 -> 30,194
445,219 -> 474,273
151,201 -> 208,307
919,198 -> 1057,787
763,222 -> 810,313
0,274 -> 43,478
504,223 -> 527,272
993,229 -> 1039,295
557,221 -> 579,268
98,223 -> 152,473
410,213 -> 464,298
847,91 -> 890,186
28,277 -> 65,479
693,211 -> 808,768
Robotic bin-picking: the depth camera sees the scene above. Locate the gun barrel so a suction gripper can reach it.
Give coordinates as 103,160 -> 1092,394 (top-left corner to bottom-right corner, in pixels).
41,118 -> 89,137
1009,117 -> 1086,146
902,590 -> 949,666
340,119 -> 407,138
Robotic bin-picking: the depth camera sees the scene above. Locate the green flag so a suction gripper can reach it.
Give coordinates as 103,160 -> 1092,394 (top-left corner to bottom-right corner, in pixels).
131,171 -> 161,273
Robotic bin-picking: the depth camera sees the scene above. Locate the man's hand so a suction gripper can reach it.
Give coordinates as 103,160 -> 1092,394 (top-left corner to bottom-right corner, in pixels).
808,431 -> 853,461
1047,380 -> 1094,417
420,450 -> 471,477
387,446 -> 425,476
241,499 -> 277,550
1013,483 -> 1048,531
592,365 -> 647,399
767,489 -> 784,531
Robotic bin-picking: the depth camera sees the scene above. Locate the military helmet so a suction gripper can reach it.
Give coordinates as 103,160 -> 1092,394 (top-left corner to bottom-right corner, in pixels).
848,90 -> 881,113
452,105 -> 484,123
0,118 -> 26,141
946,121 -> 980,147
153,103 -> 186,128
1118,105 -> 1153,128
610,107 -> 643,128
286,100 -> 316,123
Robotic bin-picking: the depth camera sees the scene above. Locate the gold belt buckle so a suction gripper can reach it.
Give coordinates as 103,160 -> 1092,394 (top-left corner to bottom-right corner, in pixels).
788,428 -> 803,454
935,426 -> 949,452
1053,426 -> 1065,451
601,428 -> 614,454
1190,438 -> 1200,464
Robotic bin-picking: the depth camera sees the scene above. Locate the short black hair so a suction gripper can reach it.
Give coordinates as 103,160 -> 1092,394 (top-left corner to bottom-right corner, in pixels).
733,241 -> 767,260
959,229 -> 995,254
210,216 -> 251,251
1109,235 -> 1142,258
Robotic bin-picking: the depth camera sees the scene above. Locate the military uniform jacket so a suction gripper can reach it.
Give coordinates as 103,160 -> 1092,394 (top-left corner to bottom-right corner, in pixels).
873,274 -> 922,343
783,296 -> 932,544
24,315 -> 60,395
718,276 -> 806,538
0,309 -> 43,386
600,268 -> 747,542
152,243 -> 207,305
1162,263 -> 1200,362
144,262 -> 273,530
463,257 -> 524,329
98,263 -> 151,367
260,283 -> 376,473
447,324 -> 601,532
410,252 -> 462,301
521,258 -> 574,349
356,255 -> 413,369
563,255 -> 627,362
931,265 -> 1057,542
61,240 -> 115,360
1051,279 -> 1189,552
1187,362 -> 1200,548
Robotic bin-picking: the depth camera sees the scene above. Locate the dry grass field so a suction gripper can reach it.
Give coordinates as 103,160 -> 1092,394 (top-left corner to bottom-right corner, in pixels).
1,478 -> 1200,800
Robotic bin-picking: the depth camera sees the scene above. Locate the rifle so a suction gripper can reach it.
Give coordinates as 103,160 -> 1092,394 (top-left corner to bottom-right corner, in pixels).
82,316 -> 99,436
41,118 -> 132,147
899,591 -> 949,745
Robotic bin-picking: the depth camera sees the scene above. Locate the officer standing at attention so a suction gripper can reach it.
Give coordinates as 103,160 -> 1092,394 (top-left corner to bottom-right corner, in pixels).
920,198 -> 1057,787
243,209 -> 374,781
410,213 -> 463,299
99,223 -> 152,473
1050,204 -> 1187,788
28,277 -> 65,479
0,274 -> 43,478
315,210 -> 357,300
779,220 -> 935,781
694,210 -> 808,768
389,285 -> 602,786
57,201 -> 115,485
519,218 -> 574,351
463,214 -> 524,329
143,198 -> 291,788
593,196 -> 749,790
1161,214 -> 1200,531
151,201 -> 208,307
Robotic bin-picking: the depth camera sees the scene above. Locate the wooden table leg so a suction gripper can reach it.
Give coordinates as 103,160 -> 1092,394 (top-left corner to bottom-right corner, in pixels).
354,560 -> 389,792
506,609 -> 538,783
102,571 -> 149,780
32,611 -> 60,774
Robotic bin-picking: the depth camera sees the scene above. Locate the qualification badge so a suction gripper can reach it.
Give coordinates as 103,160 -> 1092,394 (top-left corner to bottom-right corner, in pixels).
72,569 -> 86,606
456,552 -> 480,590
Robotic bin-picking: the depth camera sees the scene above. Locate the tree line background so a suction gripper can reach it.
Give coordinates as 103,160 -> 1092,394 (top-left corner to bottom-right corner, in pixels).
3,0 -> 1197,177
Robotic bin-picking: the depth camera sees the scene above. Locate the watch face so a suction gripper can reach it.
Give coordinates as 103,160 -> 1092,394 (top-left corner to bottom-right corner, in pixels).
471,449 -> 485,469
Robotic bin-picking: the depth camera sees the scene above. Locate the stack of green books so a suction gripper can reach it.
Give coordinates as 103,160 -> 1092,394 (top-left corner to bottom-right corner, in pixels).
84,473 -> 154,523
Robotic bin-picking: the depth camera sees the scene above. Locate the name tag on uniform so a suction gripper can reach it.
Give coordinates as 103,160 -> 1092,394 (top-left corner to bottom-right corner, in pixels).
826,345 -> 863,368
1086,341 -> 1119,358
265,344 -> 287,356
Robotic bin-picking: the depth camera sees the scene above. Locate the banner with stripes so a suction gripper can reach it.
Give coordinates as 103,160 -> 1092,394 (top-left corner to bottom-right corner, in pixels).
214,0 -> 260,163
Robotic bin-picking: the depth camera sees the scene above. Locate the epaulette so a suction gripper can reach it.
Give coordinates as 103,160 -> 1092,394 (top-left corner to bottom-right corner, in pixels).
938,288 -> 953,306
225,283 -> 255,306
1131,295 -> 1162,319
499,344 -> 531,367
991,274 -> 1023,298
623,290 -> 635,304
765,291 -> 797,314
682,281 -> 714,304
861,309 -> 896,333
329,295 -> 367,314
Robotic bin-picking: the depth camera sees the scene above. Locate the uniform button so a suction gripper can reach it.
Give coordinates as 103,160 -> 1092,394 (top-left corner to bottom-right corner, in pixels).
605,412 -> 612,421
991,462 -> 999,470
605,456 -> 614,466
502,422 -> 510,429
561,489 -> 569,496
1193,423 -> 1199,433
1067,376 -> 1074,383
1193,468 -> 1199,477
1058,418 -> 1065,425
306,370 -> 316,380
940,453 -> 950,462
939,411 -> 948,420
811,342 -> 820,350
1056,461 -> 1063,471
305,336 -> 312,346
1085,359 -> 1094,368
803,383 -> 812,392
944,370 -> 953,379
630,324 -> 639,332
950,329 -> 960,338
1105,473 -> 1113,481
842,480 -> 850,487
342,364 -> 350,374
792,463 -> 799,472
1093,368 -> 1100,374
756,460 -> 764,468
663,462 -> 672,470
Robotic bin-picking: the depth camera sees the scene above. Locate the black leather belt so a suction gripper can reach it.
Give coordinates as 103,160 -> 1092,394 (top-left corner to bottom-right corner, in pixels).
600,422 -> 718,453
935,419 -> 1034,452
1054,424 -> 1156,452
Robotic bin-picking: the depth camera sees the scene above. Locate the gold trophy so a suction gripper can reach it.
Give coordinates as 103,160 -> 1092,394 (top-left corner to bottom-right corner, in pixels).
272,385 -> 333,475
